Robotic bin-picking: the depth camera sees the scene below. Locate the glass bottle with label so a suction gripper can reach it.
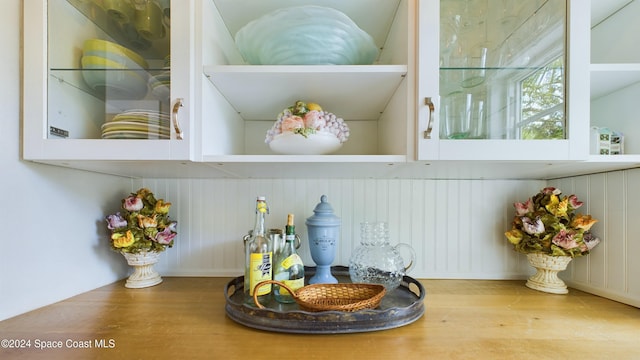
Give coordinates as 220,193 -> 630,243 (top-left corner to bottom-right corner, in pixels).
273,214 -> 305,303
245,196 -> 272,299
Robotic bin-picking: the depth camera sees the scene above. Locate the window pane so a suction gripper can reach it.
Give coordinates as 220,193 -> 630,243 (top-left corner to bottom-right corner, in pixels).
520,57 -> 565,140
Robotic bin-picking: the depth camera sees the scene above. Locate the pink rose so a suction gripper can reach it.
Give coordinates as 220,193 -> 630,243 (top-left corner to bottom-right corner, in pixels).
568,194 -> 583,210
541,187 -> 561,195
123,196 -> 143,211
280,116 -> 304,132
522,216 -> 545,235
155,227 -> 177,245
582,232 -> 601,251
303,110 -> 326,130
106,212 -> 127,230
514,199 -> 533,216
552,230 -> 580,250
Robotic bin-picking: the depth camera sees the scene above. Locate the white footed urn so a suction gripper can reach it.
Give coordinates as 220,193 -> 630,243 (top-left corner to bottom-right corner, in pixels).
525,253 -> 572,294
121,251 -> 163,288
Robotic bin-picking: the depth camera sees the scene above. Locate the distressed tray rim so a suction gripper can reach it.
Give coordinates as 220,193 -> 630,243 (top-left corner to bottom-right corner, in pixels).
224,265 -> 426,334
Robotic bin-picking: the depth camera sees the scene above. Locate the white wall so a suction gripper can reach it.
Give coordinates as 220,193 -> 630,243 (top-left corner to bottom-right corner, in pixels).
0,0 -> 134,321
142,178 -> 545,280
140,174 -> 640,309
140,173 -> 640,309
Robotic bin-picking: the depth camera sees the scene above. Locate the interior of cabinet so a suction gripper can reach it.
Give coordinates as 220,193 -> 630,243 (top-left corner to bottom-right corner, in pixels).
199,0 -> 410,159
48,0 -> 171,140
590,0 -> 640,158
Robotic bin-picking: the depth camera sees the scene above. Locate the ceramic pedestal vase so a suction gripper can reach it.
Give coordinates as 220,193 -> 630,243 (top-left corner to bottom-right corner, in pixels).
306,195 -> 341,284
526,253 -> 572,294
121,251 -> 163,288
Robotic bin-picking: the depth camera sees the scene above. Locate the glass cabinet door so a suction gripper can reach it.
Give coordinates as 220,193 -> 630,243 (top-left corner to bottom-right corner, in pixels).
417,0 -> 588,161
439,0 -> 566,141
24,0 -> 191,162
48,0 -> 172,140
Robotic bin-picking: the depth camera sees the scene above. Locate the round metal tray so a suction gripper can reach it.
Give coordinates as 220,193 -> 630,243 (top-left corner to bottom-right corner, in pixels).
224,266 -> 426,334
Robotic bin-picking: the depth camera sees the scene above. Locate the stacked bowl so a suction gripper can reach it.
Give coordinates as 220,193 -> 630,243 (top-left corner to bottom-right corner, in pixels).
81,39 -> 149,99
148,55 -> 171,102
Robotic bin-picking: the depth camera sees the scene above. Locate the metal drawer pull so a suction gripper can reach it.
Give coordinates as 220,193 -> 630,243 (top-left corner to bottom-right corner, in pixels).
172,98 -> 184,140
424,97 -> 435,139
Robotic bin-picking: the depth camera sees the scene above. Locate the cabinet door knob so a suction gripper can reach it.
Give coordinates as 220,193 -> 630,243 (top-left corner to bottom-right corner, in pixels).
423,97 -> 435,139
172,98 -> 184,140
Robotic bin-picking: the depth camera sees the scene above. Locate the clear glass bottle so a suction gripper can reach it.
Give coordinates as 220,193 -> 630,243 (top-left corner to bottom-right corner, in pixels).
244,196 -> 272,299
273,214 -> 305,303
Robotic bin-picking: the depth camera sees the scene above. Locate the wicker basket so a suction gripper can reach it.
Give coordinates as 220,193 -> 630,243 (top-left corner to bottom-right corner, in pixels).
253,280 -> 386,312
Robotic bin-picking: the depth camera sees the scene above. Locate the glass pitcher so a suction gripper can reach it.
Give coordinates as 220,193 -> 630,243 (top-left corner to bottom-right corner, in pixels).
349,221 -> 415,291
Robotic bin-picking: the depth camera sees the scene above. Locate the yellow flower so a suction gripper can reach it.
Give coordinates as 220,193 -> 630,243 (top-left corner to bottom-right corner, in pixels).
571,214 -> 598,231
136,188 -> 153,198
155,199 -> 172,214
137,214 -> 158,228
504,229 -> 524,245
545,195 -> 568,217
112,230 -> 135,248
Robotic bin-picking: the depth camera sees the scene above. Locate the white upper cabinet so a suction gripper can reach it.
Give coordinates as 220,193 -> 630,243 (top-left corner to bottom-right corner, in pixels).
26,0 -> 623,178
23,0 -> 193,163
416,0 -> 590,161
197,0 -> 412,163
590,0 -> 640,165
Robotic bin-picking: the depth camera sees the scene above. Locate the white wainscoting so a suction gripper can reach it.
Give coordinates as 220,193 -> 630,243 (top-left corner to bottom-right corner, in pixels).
140,170 -> 640,308
142,178 -> 544,279
550,168 -> 640,308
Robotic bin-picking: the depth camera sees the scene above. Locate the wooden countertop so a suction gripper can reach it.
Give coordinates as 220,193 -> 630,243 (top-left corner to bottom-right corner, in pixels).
1,277 -> 639,360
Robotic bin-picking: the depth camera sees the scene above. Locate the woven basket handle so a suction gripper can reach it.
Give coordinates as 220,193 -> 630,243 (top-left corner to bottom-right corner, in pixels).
253,280 -> 297,309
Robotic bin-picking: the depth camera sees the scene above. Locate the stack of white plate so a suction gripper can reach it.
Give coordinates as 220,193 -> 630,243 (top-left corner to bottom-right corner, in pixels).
102,110 -> 170,139
81,39 -> 149,99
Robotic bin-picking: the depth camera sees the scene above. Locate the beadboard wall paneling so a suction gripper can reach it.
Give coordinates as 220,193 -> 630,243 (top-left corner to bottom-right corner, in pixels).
551,168 -> 640,308
142,178 -> 544,279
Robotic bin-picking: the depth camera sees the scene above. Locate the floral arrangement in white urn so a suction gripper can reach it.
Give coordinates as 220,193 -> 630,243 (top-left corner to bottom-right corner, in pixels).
265,100 -> 350,154
505,187 -> 601,257
105,188 -> 177,254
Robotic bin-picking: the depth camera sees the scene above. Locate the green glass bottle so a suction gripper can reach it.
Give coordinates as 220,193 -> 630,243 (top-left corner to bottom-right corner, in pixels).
273,214 -> 305,303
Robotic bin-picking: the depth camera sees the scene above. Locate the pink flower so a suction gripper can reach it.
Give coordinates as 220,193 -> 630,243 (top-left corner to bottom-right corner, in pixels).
155,227 -> 177,245
106,212 -> 127,230
568,194 -> 583,210
514,199 -> 533,216
303,110 -> 326,130
552,230 -> 580,250
541,187 -> 561,195
123,195 -> 143,211
582,232 -> 601,251
280,115 -> 304,132
522,217 -> 545,235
